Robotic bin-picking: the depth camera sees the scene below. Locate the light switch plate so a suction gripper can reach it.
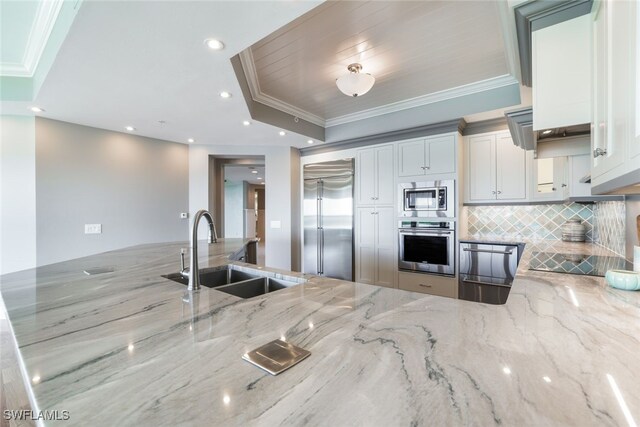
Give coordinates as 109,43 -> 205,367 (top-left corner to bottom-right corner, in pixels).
85,224 -> 102,234
180,212 -> 189,219
270,220 -> 281,229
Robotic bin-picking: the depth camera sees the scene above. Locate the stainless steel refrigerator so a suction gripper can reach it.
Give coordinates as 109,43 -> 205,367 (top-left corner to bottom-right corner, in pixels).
303,159 -> 354,281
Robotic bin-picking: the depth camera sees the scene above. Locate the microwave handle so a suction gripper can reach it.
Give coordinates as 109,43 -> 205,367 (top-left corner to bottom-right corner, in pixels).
462,247 -> 513,255
399,230 -> 453,235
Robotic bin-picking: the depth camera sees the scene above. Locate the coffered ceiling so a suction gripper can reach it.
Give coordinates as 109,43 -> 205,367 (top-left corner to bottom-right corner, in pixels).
240,0 -> 519,127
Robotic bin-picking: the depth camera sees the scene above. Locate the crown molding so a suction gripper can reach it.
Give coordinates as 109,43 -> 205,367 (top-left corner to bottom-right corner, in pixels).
514,0 -> 593,87
496,0 -> 522,82
0,0 -> 64,77
325,75 -> 518,127
300,118 -> 463,156
238,48 -> 326,127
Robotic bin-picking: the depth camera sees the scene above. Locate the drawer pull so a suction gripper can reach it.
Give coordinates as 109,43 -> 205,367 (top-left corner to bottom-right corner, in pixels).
462,248 -> 514,255
419,283 -> 432,288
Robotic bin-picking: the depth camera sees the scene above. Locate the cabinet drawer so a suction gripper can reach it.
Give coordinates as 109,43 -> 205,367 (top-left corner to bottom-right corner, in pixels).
398,272 -> 457,299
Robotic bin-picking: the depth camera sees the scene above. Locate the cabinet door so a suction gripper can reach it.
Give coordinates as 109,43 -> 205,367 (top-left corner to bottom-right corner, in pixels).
630,0 -> 640,161
467,134 -> 496,201
375,145 -> 395,205
398,140 -> 426,177
355,208 -> 376,284
426,135 -> 456,175
356,149 -> 376,205
496,134 -> 526,200
592,0 -> 626,177
530,157 -> 566,201
569,155 -> 592,197
375,206 -> 396,287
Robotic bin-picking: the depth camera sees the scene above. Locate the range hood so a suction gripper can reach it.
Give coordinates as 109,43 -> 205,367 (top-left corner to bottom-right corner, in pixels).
505,107 -> 591,155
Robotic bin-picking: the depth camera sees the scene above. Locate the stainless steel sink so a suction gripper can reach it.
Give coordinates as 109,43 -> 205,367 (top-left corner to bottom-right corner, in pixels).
162,265 -> 301,298
162,265 -> 260,288
216,277 -> 299,299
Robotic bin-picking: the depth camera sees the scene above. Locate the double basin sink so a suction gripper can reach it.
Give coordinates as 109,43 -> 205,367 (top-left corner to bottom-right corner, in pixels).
163,265 -> 301,299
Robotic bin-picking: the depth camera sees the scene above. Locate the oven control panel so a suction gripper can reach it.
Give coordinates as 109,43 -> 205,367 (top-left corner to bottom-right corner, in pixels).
399,221 -> 454,230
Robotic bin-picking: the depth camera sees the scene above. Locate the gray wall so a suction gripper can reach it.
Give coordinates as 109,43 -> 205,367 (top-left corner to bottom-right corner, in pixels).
35,118 -> 189,266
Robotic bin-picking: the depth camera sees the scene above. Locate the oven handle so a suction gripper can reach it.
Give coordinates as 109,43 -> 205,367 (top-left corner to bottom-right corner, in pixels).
399,230 -> 454,236
461,276 -> 512,288
462,247 -> 513,255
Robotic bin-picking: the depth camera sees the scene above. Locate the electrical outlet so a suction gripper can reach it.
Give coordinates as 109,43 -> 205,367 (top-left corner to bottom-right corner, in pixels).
180,212 -> 189,219
85,224 -> 102,234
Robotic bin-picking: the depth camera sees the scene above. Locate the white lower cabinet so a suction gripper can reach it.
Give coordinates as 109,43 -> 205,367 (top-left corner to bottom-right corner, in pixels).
355,206 -> 395,288
398,271 -> 457,298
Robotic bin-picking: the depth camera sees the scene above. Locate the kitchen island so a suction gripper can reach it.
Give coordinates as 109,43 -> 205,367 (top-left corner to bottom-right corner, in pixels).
0,238 -> 639,426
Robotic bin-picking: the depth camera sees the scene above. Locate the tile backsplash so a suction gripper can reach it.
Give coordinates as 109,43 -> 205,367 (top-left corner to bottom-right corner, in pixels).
467,203 -> 594,241
466,201 -> 627,257
594,201 -> 626,256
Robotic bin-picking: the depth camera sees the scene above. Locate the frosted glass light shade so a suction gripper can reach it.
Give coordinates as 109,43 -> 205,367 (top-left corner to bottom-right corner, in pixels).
336,72 -> 375,97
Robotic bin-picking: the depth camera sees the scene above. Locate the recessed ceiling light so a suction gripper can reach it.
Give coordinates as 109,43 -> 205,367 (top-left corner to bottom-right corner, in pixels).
125,126 -> 136,132
542,129 -> 553,135
279,131 -> 286,136
220,91 -> 231,99
243,120 -> 250,126
251,170 -> 258,174
307,139 -> 314,144
205,39 -> 225,50
30,106 -> 44,113
257,177 -> 263,180
261,182 -> 265,185
187,138 -> 195,143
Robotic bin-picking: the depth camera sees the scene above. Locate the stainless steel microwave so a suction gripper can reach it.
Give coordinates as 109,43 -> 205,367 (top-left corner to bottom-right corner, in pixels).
398,180 -> 455,218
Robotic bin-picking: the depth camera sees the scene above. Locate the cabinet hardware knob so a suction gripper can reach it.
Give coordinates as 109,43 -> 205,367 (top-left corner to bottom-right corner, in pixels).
593,148 -> 607,158
497,190 -> 502,194
561,184 -> 567,188
425,166 -> 430,169
552,187 -> 557,191
492,191 -> 496,195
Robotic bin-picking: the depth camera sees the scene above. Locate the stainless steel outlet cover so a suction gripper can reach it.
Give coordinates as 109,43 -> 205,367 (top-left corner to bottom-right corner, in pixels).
242,339 -> 311,375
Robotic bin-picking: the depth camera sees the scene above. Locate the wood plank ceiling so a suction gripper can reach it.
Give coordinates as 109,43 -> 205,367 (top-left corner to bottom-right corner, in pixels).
247,0 -> 509,121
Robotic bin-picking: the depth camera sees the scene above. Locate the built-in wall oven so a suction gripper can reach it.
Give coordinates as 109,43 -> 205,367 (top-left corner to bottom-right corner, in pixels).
398,180 -> 455,218
398,221 -> 455,276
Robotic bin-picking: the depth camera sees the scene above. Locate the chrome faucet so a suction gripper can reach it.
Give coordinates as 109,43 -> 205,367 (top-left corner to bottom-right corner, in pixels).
185,209 -> 218,291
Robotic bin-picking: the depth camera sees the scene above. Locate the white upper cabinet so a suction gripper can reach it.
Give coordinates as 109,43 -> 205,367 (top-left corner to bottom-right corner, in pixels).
356,144 -> 394,206
568,154 -> 592,198
465,132 -> 526,202
496,133 -> 527,200
467,134 -> 496,201
398,135 -> 455,177
529,156 -> 568,202
591,0 -> 640,192
532,14 -> 592,130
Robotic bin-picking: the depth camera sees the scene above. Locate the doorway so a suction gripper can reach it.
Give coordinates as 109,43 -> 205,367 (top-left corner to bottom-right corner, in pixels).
211,156 -> 266,266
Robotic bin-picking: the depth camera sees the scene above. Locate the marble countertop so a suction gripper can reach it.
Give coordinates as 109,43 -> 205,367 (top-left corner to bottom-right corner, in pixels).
1,238 -> 639,426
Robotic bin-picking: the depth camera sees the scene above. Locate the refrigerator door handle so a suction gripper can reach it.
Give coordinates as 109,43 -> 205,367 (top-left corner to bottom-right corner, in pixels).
318,180 -> 323,275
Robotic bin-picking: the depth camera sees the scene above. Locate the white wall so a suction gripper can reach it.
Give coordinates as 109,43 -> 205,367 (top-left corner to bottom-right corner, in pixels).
0,116 -> 37,275
189,144 -> 300,271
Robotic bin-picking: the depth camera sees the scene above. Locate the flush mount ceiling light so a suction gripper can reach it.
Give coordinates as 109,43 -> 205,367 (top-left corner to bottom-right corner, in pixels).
125,126 -> 136,132
307,140 -> 314,144
220,91 -> 231,99
205,39 -> 224,50
251,170 -> 258,174
257,177 -> 263,180
30,106 -> 45,113
187,138 -> 195,143
279,131 -> 286,136
336,63 -> 375,97
542,129 -> 553,135
243,120 -> 250,126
